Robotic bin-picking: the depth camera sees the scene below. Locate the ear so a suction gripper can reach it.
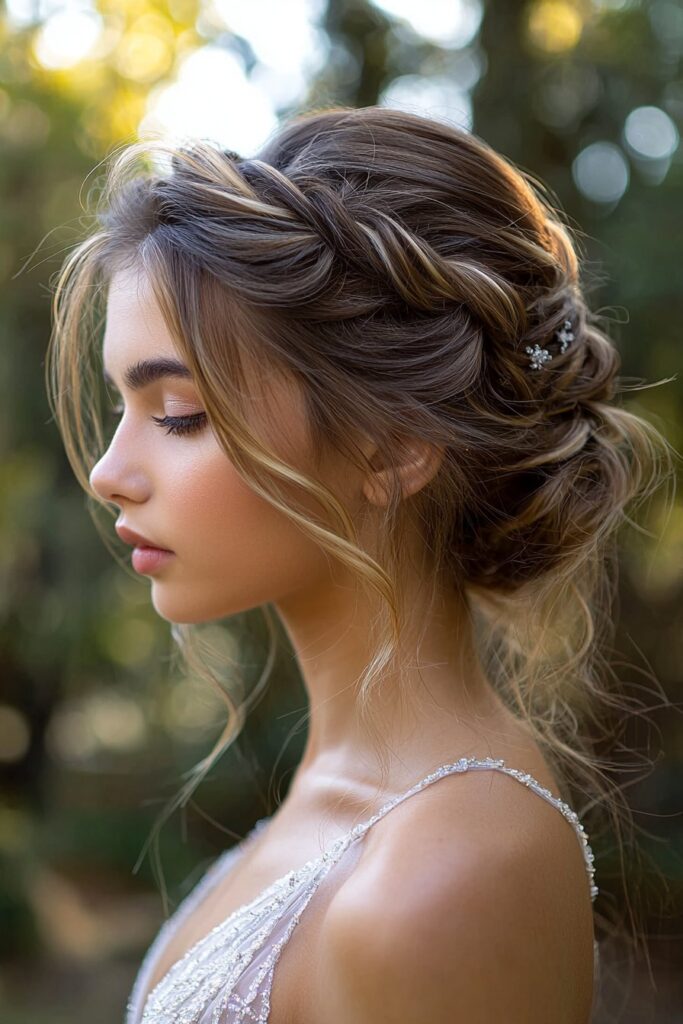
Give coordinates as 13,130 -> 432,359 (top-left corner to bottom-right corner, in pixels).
362,438 -> 445,508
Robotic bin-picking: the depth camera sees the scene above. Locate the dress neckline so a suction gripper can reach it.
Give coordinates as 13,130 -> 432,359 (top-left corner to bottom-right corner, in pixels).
131,755 -> 598,1023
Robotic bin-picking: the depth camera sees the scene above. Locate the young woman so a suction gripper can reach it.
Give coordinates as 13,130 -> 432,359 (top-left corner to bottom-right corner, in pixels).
46,106 -> 674,1023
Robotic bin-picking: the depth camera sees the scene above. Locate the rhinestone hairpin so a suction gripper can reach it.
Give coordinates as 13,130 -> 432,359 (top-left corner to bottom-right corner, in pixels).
556,318 -> 575,353
525,318 -> 575,370
525,343 -> 553,370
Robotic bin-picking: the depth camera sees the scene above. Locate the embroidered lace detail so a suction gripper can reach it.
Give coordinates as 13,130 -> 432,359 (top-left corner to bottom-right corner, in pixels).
126,757 -> 599,1024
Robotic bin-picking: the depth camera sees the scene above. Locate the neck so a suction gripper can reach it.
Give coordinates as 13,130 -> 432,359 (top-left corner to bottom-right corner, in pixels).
273,560 -> 511,796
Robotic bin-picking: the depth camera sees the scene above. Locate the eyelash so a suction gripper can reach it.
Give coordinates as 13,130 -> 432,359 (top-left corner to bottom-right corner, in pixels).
109,404 -> 207,437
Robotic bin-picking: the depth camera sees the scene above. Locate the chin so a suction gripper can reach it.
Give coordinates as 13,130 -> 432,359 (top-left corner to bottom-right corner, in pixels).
149,590 -> 213,625
149,586 -> 252,625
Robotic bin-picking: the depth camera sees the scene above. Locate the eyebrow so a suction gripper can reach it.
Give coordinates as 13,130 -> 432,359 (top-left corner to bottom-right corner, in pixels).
103,357 -> 194,392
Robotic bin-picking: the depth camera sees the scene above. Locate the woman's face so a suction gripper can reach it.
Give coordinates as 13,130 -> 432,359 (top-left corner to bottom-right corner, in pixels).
89,266 -> 355,624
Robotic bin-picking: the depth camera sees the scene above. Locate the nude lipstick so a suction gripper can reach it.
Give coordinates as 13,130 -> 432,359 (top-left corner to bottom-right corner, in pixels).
115,524 -> 175,575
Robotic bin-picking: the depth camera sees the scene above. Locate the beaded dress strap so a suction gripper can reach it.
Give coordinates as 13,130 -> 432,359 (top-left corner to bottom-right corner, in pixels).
341,756 -> 599,902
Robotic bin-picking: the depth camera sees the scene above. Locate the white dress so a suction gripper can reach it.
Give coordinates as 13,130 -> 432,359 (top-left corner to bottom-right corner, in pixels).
126,756 -> 600,1023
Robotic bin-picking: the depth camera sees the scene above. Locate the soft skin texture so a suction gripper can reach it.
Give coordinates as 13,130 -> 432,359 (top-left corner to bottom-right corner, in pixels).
316,767 -> 596,1024
93,268 -> 337,627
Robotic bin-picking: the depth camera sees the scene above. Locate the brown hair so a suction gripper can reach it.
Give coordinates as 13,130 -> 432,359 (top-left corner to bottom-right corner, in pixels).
46,106 -> 677,968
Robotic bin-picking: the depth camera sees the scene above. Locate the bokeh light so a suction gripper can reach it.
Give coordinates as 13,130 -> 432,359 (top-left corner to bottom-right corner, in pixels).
114,14 -> 175,83
527,1 -> 584,53
87,691 -> 147,752
572,140 -> 630,203
212,0 -> 329,106
6,0 -> 71,29
371,0 -> 483,48
32,8 -> 103,69
139,46 -> 279,154
533,62 -> 602,129
624,104 -> 679,160
46,706 -> 98,763
46,691 -> 148,762
380,73 -> 473,131
163,679 -> 223,742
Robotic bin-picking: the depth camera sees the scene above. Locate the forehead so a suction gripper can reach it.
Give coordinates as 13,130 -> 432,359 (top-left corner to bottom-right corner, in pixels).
101,265 -> 317,468
103,266 -> 178,366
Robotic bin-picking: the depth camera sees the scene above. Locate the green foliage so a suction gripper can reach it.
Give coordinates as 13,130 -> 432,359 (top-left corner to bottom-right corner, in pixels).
0,1 -> 680,1020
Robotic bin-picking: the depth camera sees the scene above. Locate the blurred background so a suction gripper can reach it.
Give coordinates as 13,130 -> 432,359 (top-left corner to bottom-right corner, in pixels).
0,0 -> 682,1020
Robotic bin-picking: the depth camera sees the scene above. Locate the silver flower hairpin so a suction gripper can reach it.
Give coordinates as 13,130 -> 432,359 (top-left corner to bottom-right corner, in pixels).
525,318 -> 575,371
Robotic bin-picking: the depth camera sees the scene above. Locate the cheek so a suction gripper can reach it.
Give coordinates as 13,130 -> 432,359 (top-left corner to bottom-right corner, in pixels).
154,439 -> 332,620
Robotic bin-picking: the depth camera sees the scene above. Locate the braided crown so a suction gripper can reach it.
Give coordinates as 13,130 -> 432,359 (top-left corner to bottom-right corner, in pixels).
160,144 -> 531,344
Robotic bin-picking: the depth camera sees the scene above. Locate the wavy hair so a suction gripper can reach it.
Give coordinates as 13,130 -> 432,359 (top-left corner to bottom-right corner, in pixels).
46,106 -> 677,972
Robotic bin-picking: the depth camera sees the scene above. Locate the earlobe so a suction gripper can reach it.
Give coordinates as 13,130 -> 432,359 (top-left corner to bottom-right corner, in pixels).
362,440 -> 445,507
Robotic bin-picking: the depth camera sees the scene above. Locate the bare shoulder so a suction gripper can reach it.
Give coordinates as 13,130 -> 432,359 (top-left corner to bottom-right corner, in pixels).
314,761 -> 596,1024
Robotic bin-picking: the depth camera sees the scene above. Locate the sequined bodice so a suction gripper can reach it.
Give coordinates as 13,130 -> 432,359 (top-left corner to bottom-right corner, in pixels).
125,757 -> 600,1024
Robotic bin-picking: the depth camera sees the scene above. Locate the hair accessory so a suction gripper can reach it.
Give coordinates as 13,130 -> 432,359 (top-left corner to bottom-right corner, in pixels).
556,318 -> 575,353
525,318 -> 575,371
525,343 -> 553,370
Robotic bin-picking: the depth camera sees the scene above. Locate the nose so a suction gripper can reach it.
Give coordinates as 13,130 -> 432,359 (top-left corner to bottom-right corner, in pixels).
89,435 -> 150,507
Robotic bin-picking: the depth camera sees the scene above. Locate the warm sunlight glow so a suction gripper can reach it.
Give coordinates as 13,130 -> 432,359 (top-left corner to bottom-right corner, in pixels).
527,0 -> 584,53
139,45 -> 278,155
32,8 -> 103,69
115,14 -> 175,83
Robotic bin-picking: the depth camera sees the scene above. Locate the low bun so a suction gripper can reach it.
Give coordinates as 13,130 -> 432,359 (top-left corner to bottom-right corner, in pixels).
451,286 -> 659,592
454,400 -> 635,590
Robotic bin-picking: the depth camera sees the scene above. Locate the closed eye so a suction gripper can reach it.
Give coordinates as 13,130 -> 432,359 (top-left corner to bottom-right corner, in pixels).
108,403 -> 207,437
151,412 -> 208,436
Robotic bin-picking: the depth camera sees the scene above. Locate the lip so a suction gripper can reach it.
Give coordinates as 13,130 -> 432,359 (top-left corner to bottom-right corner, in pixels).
131,546 -> 174,575
115,524 -> 174,552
